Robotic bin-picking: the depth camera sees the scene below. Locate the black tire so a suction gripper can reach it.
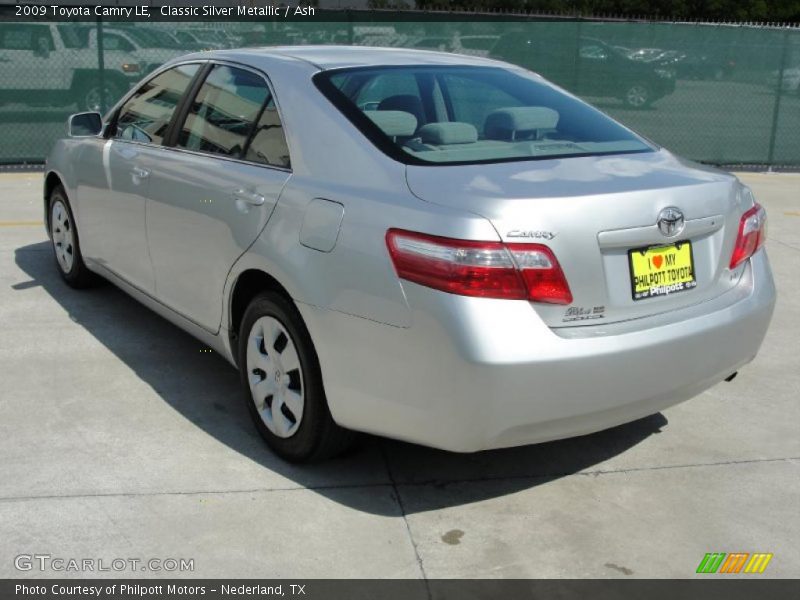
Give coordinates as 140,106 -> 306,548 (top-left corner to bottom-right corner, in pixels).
238,291 -> 355,463
48,185 -> 97,288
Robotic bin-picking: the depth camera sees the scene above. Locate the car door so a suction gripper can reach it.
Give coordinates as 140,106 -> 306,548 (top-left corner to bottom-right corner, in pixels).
77,63 -> 202,293
145,63 -> 291,332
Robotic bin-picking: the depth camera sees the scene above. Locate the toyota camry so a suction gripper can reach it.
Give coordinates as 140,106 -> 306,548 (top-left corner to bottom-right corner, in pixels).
44,47 -> 775,462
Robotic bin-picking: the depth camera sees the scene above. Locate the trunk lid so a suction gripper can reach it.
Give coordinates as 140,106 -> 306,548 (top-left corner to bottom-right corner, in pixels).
405,149 -> 749,328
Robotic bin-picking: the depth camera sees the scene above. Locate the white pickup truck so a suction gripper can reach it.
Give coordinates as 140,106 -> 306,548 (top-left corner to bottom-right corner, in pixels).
85,26 -> 190,76
0,23 -> 145,112
0,24 -> 189,112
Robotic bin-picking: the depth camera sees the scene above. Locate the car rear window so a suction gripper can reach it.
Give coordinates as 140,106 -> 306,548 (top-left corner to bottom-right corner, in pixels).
314,65 -> 654,166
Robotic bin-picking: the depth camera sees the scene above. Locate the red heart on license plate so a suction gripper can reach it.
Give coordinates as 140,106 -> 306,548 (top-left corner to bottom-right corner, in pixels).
652,255 -> 663,269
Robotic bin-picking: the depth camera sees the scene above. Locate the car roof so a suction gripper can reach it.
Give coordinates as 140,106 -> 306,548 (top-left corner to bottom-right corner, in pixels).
203,45 -> 507,71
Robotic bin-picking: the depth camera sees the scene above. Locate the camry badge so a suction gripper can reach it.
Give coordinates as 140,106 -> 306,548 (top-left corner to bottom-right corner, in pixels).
657,207 -> 685,237
507,230 -> 556,240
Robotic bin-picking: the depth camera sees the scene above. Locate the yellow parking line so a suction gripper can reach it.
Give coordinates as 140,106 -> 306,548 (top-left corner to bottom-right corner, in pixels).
0,173 -> 43,180
0,221 -> 43,227
785,211 -> 800,217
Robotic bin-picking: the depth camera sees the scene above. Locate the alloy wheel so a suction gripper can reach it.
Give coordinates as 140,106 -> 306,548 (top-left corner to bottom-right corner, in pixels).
625,85 -> 649,108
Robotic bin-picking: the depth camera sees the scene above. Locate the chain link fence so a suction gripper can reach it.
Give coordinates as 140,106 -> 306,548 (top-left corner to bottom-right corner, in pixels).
0,16 -> 798,166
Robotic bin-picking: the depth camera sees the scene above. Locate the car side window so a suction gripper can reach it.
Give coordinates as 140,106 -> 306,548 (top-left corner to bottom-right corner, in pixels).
114,64 -> 200,145
176,65 -> 269,158
103,33 -> 135,53
243,96 -> 291,169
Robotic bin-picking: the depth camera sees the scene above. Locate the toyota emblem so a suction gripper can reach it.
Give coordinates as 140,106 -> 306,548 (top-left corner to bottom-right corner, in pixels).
657,207 -> 685,237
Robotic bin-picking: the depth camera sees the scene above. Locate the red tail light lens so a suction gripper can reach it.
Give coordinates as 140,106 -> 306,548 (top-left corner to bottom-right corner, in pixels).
385,229 -> 572,304
729,203 -> 767,269
507,243 -> 574,304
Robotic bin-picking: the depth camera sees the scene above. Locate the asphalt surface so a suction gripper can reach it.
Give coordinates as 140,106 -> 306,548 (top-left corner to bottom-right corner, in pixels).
0,171 -> 798,579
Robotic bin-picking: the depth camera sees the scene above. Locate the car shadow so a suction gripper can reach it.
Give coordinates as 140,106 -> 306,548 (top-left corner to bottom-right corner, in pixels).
14,241 -> 667,516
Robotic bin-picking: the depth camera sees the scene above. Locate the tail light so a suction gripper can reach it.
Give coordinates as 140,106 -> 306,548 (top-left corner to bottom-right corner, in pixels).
385,229 -> 572,304
729,203 -> 767,269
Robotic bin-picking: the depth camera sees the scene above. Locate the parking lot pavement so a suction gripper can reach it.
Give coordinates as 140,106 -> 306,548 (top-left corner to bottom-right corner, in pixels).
0,171 -> 798,579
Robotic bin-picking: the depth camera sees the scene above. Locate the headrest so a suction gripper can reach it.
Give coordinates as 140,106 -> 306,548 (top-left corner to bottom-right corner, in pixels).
378,94 -> 424,124
364,110 -> 418,138
485,107 -> 560,140
418,122 -> 478,145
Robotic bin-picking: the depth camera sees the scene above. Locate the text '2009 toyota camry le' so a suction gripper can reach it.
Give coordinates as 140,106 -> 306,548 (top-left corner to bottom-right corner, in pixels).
45,46 -> 776,462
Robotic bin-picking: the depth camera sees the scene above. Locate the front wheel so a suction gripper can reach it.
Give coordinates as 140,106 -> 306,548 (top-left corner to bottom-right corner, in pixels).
238,292 -> 355,462
49,186 -> 96,288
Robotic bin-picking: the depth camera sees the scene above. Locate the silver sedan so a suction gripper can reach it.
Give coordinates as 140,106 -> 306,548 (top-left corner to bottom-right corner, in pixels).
45,47 -> 775,462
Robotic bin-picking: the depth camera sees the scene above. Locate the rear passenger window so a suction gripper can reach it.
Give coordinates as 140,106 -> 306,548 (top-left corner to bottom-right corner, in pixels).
443,74 -> 523,135
115,64 -> 199,145
177,65 -> 268,158
244,97 -> 291,169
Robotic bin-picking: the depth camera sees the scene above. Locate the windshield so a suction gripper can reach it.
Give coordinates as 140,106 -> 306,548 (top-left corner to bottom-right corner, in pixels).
315,66 -> 654,166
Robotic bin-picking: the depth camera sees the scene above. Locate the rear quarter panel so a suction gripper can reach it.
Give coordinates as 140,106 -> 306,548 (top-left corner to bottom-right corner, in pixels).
223,53 -> 498,329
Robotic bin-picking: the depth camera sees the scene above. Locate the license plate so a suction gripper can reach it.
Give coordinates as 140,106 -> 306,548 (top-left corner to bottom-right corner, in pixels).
628,241 -> 697,301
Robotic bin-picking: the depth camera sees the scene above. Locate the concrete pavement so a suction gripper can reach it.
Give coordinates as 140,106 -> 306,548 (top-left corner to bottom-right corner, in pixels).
0,171 -> 797,578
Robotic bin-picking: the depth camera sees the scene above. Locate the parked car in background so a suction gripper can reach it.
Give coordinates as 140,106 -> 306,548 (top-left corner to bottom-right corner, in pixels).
491,34 -> 676,108
675,52 -> 736,81
174,30 -> 227,50
455,35 -> 500,57
768,66 -> 800,94
206,29 -> 242,48
46,47 -> 774,462
0,23 -> 138,111
616,46 -> 686,71
85,26 -> 188,75
409,36 -> 453,51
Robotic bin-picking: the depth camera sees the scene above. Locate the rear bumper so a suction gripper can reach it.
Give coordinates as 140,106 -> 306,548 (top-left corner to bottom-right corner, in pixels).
299,251 -> 775,452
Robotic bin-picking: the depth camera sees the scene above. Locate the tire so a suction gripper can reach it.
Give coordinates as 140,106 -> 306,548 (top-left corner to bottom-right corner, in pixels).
48,185 -> 96,288
238,291 -> 355,463
79,81 -> 123,113
623,83 -> 651,108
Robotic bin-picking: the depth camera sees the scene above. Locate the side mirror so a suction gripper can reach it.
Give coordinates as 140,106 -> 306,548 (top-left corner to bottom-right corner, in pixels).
68,112 -> 103,137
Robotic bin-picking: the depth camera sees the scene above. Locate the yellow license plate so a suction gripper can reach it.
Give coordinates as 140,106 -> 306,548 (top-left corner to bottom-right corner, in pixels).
628,241 -> 697,301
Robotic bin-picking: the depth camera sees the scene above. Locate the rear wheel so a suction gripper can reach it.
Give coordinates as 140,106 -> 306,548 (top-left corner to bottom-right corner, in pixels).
79,82 -> 123,113
49,186 -> 96,288
624,83 -> 651,108
238,292 -> 355,462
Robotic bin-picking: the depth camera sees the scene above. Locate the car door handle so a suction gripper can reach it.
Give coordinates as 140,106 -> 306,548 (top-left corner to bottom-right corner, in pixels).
233,189 -> 265,206
131,167 -> 150,179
